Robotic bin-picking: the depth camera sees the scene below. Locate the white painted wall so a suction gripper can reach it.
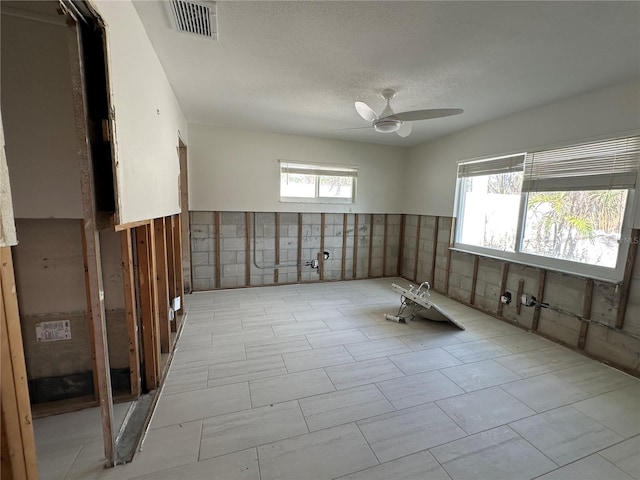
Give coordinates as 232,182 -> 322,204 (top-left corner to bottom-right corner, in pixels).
1,13 -> 83,220
188,125 -> 407,213
404,79 -> 640,227
92,0 -> 187,224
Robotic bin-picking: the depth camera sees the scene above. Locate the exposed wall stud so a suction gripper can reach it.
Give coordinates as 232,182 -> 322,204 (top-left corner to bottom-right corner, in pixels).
135,225 -> 159,390
319,213 -> 326,281
616,228 -> 638,329
214,211 -> 221,288
497,262 -> 510,316
153,218 -> 170,353
352,214 -> 358,279
245,212 -> 251,286
120,230 -> 140,396
516,279 -> 525,315
413,215 -> 421,282
297,213 -> 302,283
579,279 -> 594,350
531,269 -> 546,331
173,214 -> 185,315
470,256 -> 479,305
444,218 -> 455,295
275,212 -> 280,284
368,214 -> 374,278
397,214 -> 406,276
382,214 -> 388,276
430,216 -> 439,288
341,213 -> 348,280
67,15 -> 115,464
1,247 -> 39,479
165,217 -> 177,332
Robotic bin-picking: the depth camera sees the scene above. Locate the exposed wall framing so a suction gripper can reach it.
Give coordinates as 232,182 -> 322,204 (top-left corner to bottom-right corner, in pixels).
1,247 -> 39,479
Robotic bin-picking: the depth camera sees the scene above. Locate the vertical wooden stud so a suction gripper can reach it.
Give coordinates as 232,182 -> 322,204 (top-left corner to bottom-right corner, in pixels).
430,216 -> 439,288
516,279 -> 525,315
245,212 -> 251,286
135,225 -> 159,390
579,279 -> 594,350
413,216 -> 421,282
352,214 -> 359,279
154,219 -> 170,353
368,214 -> 374,278
382,214 -> 388,276
214,211 -> 221,289
1,247 -> 39,479
319,213 -> 326,281
531,269 -> 546,331
341,213 -> 347,280
397,214 -> 406,276
274,212 -> 280,284
497,262 -> 510,316
470,256 -> 479,305
120,230 -> 140,397
297,213 -> 302,283
173,214 -> 185,315
67,15 -> 116,464
165,217 -> 177,332
616,228 -> 638,329
444,218 -> 455,295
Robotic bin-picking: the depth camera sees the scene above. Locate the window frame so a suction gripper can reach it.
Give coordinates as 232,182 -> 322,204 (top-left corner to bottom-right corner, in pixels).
279,161 -> 357,204
453,137 -> 639,283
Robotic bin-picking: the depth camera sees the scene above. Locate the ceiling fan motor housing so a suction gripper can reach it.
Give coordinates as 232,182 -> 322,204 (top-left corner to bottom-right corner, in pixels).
374,118 -> 402,133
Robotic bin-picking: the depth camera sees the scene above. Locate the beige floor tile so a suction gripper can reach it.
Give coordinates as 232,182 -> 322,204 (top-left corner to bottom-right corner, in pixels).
440,359 -> 522,392
272,320 -> 330,337
376,370 -> 464,409
131,448 -> 260,480
208,355 -> 288,386
299,384 -> 394,431
249,368 -> 335,407
257,423 -> 378,480
389,347 -> 462,375
599,435 -> 640,479
436,386 -> 535,434
199,401 -> 308,460
572,385 -> 640,438
510,405 -> 624,466
338,451 -> 452,480
536,454 -> 634,480
306,329 -> 369,348
325,357 -> 405,390
358,403 -> 466,462
501,373 -> 591,412
430,425 -> 556,480
244,336 -> 311,359
345,337 -> 412,361
283,345 -> 355,373
152,382 -> 250,428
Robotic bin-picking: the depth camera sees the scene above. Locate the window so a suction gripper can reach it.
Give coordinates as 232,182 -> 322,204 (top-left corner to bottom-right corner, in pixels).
280,161 -> 357,203
454,135 -> 639,282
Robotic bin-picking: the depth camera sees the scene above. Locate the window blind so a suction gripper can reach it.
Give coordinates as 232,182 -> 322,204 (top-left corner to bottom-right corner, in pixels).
280,162 -> 357,178
457,154 -> 524,178
522,135 -> 640,192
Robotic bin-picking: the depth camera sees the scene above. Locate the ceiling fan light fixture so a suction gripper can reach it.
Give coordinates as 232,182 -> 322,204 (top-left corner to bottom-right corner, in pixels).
373,119 -> 401,133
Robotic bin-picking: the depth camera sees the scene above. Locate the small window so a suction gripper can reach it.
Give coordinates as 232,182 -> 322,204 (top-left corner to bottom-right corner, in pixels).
280,161 -> 357,203
454,135 -> 639,282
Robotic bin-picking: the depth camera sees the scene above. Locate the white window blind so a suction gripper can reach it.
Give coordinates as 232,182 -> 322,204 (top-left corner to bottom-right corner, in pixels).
280,162 -> 357,178
522,135 -> 640,192
457,154 -> 524,178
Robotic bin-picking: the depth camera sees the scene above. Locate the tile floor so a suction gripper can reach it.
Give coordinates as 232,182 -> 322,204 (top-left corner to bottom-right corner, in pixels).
35,277 -> 640,479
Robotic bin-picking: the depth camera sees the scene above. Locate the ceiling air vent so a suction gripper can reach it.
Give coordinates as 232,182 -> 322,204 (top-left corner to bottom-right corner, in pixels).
169,0 -> 217,40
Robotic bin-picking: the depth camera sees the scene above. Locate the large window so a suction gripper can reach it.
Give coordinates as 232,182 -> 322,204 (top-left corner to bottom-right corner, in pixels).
455,135 -> 639,281
280,161 -> 357,203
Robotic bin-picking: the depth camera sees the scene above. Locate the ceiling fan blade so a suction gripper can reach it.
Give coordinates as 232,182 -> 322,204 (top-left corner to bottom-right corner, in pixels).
355,101 -> 378,123
397,122 -> 412,138
384,108 -> 463,122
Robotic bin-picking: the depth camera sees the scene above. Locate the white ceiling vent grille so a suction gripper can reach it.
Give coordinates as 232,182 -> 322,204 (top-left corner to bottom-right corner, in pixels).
169,0 -> 217,40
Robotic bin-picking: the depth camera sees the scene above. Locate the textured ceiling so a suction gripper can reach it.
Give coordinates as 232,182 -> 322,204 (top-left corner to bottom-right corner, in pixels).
133,1 -> 640,147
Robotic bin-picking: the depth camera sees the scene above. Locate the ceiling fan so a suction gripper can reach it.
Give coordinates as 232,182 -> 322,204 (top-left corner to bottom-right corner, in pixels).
354,89 -> 463,138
